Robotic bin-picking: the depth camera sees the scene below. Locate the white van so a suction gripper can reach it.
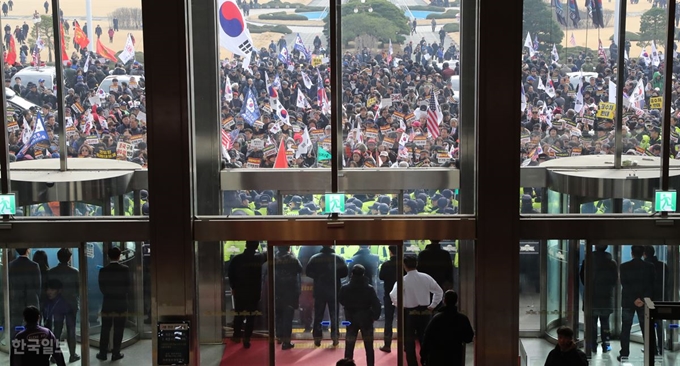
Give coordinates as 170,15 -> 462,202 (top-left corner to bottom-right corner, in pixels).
566,72 -> 599,90
5,87 -> 39,111
11,66 -> 56,90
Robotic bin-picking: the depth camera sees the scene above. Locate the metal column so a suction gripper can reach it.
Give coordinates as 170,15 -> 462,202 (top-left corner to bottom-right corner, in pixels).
458,0 -> 477,216
141,0 -> 198,364
475,0 -> 521,362
190,0 -> 224,345
78,242 -> 90,362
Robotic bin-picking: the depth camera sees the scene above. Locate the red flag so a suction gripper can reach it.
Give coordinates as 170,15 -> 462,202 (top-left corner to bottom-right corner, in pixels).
273,137 -> 288,169
60,23 -> 68,64
73,23 -> 90,49
96,38 -> 117,62
5,35 -> 16,65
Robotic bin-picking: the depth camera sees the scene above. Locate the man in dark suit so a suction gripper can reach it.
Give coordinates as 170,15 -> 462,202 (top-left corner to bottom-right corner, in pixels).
228,241 -> 265,348
97,247 -> 131,361
47,248 -> 80,362
417,240 -> 454,293
378,245 -> 397,353
618,245 -> 655,362
305,245 -> 349,347
349,246 -> 379,288
9,248 -> 42,339
644,245 -> 672,355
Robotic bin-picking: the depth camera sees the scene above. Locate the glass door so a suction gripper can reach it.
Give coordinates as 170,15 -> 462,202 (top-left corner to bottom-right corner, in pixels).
2,243 -> 86,365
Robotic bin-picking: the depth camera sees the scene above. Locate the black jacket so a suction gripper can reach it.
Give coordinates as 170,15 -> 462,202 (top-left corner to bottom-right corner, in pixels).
98,262 -> 131,312
338,276 -> 381,327
544,344 -> 588,366
272,251 -> 302,307
579,250 -> 617,310
620,257 -> 655,308
47,263 -> 80,312
379,255 -> 398,296
421,305 -> 474,366
417,244 -> 454,290
644,256 -> 672,301
349,248 -> 379,287
228,249 -> 265,302
306,247 -> 348,298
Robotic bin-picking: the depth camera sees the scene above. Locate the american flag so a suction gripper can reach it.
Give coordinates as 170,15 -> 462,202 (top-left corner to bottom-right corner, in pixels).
221,128 -> 239,150
427,92 -> 443,139
598,39 -> 607,63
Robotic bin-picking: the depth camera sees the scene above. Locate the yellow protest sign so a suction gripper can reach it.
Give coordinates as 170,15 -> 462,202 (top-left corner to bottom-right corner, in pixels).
596,102 -> 615,119
650,97 -> 663,109
312,55 -> 323,67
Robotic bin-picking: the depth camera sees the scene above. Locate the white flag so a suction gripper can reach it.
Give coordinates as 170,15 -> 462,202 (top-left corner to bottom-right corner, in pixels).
297,87 -> 310,109
524,32 -> 536,57
521,83 -> 527,112
218,0 -> 255,59
545,79 -> 556,98
640,48 -> 651,66
301,71 -> 313,89
608,80 -> 616,104
628,78 -> 645,106
224,75 -> 233,101
651,41 -> 661,67
538,77 -> 546,90
83,53 -> 91,73
21,119 -> 33,145
296,127 -> 312,158
574,76 -> 584,113
118,33 -> 136,64
551,44 -> 559,63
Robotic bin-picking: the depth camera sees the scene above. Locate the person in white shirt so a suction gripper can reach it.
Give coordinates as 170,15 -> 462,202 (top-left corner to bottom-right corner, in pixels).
390,255 -> 443,366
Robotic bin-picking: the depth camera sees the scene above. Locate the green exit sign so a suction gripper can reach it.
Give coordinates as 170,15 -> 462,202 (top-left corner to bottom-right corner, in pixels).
655,190 -> 677,212
0,194 -> 16,215
324,194 -> 345,214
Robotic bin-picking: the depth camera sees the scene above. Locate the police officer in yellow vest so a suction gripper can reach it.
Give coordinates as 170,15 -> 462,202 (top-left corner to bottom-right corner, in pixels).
232,193 -> 256,216
286,196 -> 303,216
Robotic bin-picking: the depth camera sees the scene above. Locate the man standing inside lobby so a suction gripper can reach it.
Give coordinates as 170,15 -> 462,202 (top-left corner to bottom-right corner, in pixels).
390,255 -> 443,366
97,247 -> 131,361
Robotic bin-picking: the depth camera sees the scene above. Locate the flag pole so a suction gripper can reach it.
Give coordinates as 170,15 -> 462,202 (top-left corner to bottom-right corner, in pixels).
585,8 -> 589,56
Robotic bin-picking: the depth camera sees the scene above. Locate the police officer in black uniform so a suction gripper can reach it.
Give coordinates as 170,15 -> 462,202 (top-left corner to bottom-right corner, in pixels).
305,245 -> 348,346
228,241 -> 265,348
378,245 -> 398,353
272,246 -> 302,350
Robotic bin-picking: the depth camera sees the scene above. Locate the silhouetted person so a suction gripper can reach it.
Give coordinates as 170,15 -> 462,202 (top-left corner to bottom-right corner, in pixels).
579,245 -> 617,353
544,326 -> 588,366
46,249 -> 80,362
339,264 -> 381,366
421,291 -> 474,366
96,247 -> 131,361
10,306 -> 66,366
298,245 -> 323,332
618,245 -> 655,362
349,245 -> 379,288
644,245 -> 671,355
228,241 -> 265,348
273,246 -> 302,350
306,245 -> 348,346
9,248 -> 42,339
417,240 -> 454,294
390,255 -> 443,366
378,245 -> 397,352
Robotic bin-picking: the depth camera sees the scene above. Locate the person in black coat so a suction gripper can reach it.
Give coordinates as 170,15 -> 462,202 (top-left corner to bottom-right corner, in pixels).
618,245 -> 655,362
378,245 -> 397,352
47,248 -> 81,362
9,248 -> 42,339
349,245 -> 379,288
420,290 -> 474,366
644,245 -> 672,355
298,245 -> 323,331
544,326 -> 588,366
417,240 -> 454,292
228,241 -> 265,348
96,247 -> 131,361
272,246 -> 302,350
338,264 -> 381,366
579,245 -> 617,353
305,245 -> 349,346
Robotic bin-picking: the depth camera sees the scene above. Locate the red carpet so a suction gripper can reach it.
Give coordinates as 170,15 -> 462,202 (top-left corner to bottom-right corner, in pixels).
221,339 -> 404,366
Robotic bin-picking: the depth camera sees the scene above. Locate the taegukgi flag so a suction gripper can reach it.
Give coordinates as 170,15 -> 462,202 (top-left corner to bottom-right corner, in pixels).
218,0 -> 255,58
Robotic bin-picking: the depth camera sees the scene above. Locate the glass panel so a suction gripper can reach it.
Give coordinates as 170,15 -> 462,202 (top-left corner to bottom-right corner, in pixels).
520,240 -> 541,331
521,240 -> 680,365
5,1 -> 148,217
519,0 -> 675,214
5,246 -> 83,364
